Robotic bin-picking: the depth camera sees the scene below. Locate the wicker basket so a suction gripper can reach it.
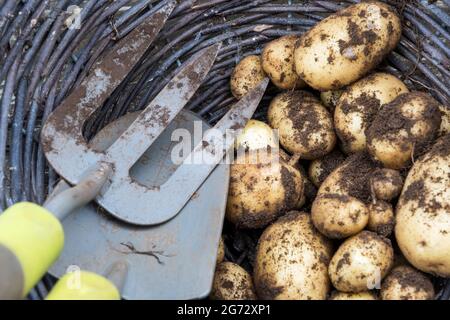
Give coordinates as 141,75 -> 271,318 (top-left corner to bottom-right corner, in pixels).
0,0 -> 448,299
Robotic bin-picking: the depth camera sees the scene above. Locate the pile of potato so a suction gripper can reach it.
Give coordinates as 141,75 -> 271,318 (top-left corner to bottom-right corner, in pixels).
210,1 -> 450,301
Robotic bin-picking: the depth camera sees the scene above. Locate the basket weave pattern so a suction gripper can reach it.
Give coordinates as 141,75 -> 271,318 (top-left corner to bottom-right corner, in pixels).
0,0 -> 448,299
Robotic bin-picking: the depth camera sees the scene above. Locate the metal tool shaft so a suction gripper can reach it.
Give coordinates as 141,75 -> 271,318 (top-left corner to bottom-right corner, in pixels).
44,163 -> 112,221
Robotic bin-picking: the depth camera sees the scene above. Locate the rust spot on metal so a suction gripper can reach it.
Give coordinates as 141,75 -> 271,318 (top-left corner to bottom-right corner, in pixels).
41,12 -> 168,160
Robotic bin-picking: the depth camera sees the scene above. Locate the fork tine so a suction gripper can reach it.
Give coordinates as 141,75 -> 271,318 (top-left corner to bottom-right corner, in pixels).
104,43 -> 222,171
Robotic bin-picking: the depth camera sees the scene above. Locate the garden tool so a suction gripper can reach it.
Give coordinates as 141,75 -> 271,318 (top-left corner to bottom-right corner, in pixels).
45,261 -> 128,300
0,0 -> 269,298
46,78 -> 268,299
0,2 -> 178,299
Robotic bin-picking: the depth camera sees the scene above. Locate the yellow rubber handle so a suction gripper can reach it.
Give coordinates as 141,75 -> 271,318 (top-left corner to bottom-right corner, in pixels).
46,271 -> 120,300
0,202 -> 64,297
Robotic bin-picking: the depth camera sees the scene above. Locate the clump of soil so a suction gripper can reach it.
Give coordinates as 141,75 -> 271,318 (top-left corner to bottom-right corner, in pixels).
338,153 -> 379,204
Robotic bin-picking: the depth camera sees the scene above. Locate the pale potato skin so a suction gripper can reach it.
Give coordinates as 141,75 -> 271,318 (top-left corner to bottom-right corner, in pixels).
216,237 -> 225,265
235,120 -> 277,151
329,231 -> 394,292
329,291 -> 378,300
210,262 -> 256,300
370,168 -> 403,201
395,136 -> 450,277
267,91 -> 336,159
294,1 -> 401,91
230,55 -> 266,99
367,92 -> 442,169
312,153 -> 376,239
254,211 -> 333,300
334,73 -> 409,154
381,265 -> 435,300
367,200 -> 395,237
226,151 -> 304,229
312,194 -> 369,239
261,35 -> 306,89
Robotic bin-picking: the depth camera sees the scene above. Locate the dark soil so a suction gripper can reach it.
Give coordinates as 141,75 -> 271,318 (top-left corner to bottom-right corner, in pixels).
338,152 -> 379,204
312,149 -> 346,186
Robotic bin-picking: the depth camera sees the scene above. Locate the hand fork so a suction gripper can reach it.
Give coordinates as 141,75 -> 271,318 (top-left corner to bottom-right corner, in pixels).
0,0 -> 269,299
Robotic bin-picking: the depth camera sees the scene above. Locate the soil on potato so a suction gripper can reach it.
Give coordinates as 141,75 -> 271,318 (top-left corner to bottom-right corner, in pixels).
382,267 -> 434,300
366,92 -> 442,163
400,135 -> 450,216
371,168 -> 403,194
285,92 -> 332,159
338,152 -> 379,204
313,150 -> 346,186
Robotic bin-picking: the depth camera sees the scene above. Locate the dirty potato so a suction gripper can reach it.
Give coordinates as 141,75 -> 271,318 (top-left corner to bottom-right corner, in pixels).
216,236 -> 225,265
210,262 -> 256,300
370,168 -> 404,201
226,151 -> 304,229
367,200 -> 395,237
366,92 -> 442,169
312,153 -> 378,239
438,105 -> 450,136
267,91 -> 336,160
230,55 -> 266,99
334,73 -> 408,154
261,35 -> 306,89
395,136 -> 450,277
235,119 -> 278,151
294,2 -> 401,91
329,231 -> 394,292
254,211 -> 333,300
381,265 -> 435,300
329,291 -> 378,300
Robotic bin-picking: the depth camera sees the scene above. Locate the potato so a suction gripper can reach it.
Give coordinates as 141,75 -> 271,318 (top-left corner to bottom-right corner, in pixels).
312,153 -> 377,239
267,91 -> 336,159
254,211 -> 333,300
320,90 -> 343,111
216,236 -> 225,265
268,91 -> 316,129
294,2 -> 401,91
334,73 -> 408,154
439,105 -> 450,136
308,149 -> 345,187
381,265 -> 435,300
329,291 -> 378,300
226,151 -> 304,229
366,92 -> 442,169
210,262 -> 256,300
370,168 -> 403,201
261,35 -> 306,89
329,231 -> 394,292
235,120 -> 277,151
279,150 -> 317,208
395,136 -> 450,277
230,55 -> 266,99
367,200 -> 395,237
